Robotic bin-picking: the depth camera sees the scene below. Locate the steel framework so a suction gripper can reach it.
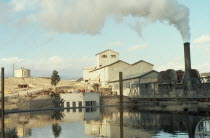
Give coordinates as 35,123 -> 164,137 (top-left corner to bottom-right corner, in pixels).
129,77 -> 210,99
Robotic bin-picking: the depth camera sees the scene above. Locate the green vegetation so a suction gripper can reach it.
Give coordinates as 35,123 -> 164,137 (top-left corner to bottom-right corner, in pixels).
51,70 -> 61,86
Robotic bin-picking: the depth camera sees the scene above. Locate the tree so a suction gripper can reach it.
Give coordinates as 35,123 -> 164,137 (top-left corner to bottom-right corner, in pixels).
92,83 -> 100,91
51,70 -> 61,92
51,93 -> 65,108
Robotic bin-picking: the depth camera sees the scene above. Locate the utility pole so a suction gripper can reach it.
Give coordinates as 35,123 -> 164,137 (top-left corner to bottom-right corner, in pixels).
13,64 -> 15,77
1,67 -> 5,138
119,72 -> 123,138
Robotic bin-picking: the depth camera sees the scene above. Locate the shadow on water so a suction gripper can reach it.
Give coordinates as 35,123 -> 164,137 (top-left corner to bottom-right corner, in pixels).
129,107 -> 210,138
0,128 -> 18,138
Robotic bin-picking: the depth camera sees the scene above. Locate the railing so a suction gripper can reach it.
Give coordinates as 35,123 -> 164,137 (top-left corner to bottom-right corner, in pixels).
129,77 -> 210,98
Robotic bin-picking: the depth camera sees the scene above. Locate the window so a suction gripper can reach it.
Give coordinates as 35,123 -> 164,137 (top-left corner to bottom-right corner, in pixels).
73,102 -> 76,107
66,102 -> 70,112
66,102 -> 70,107
79,101 -> 82,107
85,101 -> 91,107
85,101 -> 96,107
111,55 -> 116,58
85,80 -> 88,82
73,102 -> 76,112
79,101 -> 82,112
101,55 -> 107,58
92,101 -> 96,107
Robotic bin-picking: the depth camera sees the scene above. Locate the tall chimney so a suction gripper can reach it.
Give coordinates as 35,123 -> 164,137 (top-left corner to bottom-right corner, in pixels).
183,42 -> 192,91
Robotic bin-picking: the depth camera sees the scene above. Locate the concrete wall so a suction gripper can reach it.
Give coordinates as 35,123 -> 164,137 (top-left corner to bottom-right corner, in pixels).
89,67 -> 109,87
96,50 -> 119,68
83,67 -> 95,82
84,92 -> 100,106
108,61 -> 131,82
130,61 -> 153,75
60,93 -> 84,108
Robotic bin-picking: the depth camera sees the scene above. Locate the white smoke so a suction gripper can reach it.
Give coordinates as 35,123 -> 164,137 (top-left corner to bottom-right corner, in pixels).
11,0 -> 191,41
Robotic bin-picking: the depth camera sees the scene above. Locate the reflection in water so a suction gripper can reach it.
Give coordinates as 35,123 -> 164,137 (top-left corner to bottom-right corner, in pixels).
1,107 -> 210,137
0,128 -> 18,138
52,123 -> 62,138
51,110 -> 64,121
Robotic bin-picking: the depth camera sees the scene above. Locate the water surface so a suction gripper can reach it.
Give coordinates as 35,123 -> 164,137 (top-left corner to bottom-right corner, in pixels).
1,107 -> 210,138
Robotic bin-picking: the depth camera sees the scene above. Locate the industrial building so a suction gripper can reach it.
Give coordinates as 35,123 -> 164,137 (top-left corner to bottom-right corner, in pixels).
109,70 -> 159,96
14,67 -> 31,78
83,49 -> 158,89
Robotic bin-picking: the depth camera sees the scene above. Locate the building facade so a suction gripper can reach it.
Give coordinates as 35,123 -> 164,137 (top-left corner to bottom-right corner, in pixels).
14,67 -> 31,78
60,92 -> 100,108
96,49 -> 119,68
83,49 -> 155,87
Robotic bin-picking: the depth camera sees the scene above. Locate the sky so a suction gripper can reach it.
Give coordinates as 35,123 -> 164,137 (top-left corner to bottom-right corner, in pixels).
0,0 -> 210,79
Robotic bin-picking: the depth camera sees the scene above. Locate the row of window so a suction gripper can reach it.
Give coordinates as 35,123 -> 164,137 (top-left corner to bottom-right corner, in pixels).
101,55 -> 116,58
65,101 -> 97,108
65,108 -> 97,113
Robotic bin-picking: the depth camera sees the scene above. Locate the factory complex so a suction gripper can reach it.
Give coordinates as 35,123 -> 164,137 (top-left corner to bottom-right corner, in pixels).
83,49 -> 158,88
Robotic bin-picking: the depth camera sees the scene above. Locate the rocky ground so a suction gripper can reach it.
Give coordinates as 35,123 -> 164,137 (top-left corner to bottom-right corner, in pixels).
0,77 -> 88,94
0,77 -> 89,110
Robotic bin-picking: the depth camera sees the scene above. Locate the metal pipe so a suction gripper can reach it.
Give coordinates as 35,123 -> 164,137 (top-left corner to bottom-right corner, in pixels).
119,72 -> 123,104
184,42 -> 192,73
1,67 -> 5,138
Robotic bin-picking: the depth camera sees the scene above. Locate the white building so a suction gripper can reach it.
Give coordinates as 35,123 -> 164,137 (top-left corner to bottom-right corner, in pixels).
96,49 -> 119,68
60,92 -> 100,122
14,67 -> 31,78
83,49 -> 156,87
60,92 -> 100,108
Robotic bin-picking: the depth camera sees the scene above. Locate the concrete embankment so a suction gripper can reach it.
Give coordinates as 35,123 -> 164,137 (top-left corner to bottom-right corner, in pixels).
134,101 -> 210,113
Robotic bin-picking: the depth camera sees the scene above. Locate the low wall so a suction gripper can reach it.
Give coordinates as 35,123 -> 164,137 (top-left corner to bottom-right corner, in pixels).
101,96 -> 130,106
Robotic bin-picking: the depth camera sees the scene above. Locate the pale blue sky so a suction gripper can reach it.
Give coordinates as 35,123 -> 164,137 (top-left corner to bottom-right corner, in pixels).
0,0 -> 210,79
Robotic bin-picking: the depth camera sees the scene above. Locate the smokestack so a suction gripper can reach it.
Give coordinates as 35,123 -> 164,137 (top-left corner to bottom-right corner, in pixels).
184,42 -> 191,72
183,42 -> 192,91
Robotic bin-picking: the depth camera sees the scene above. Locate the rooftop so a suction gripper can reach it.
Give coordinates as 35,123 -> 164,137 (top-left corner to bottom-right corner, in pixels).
96,49 -> 119,56
89,60 -> 154,72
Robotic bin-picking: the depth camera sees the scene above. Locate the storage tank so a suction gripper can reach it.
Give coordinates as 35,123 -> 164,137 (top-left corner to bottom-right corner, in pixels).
14,67 -> 31,78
